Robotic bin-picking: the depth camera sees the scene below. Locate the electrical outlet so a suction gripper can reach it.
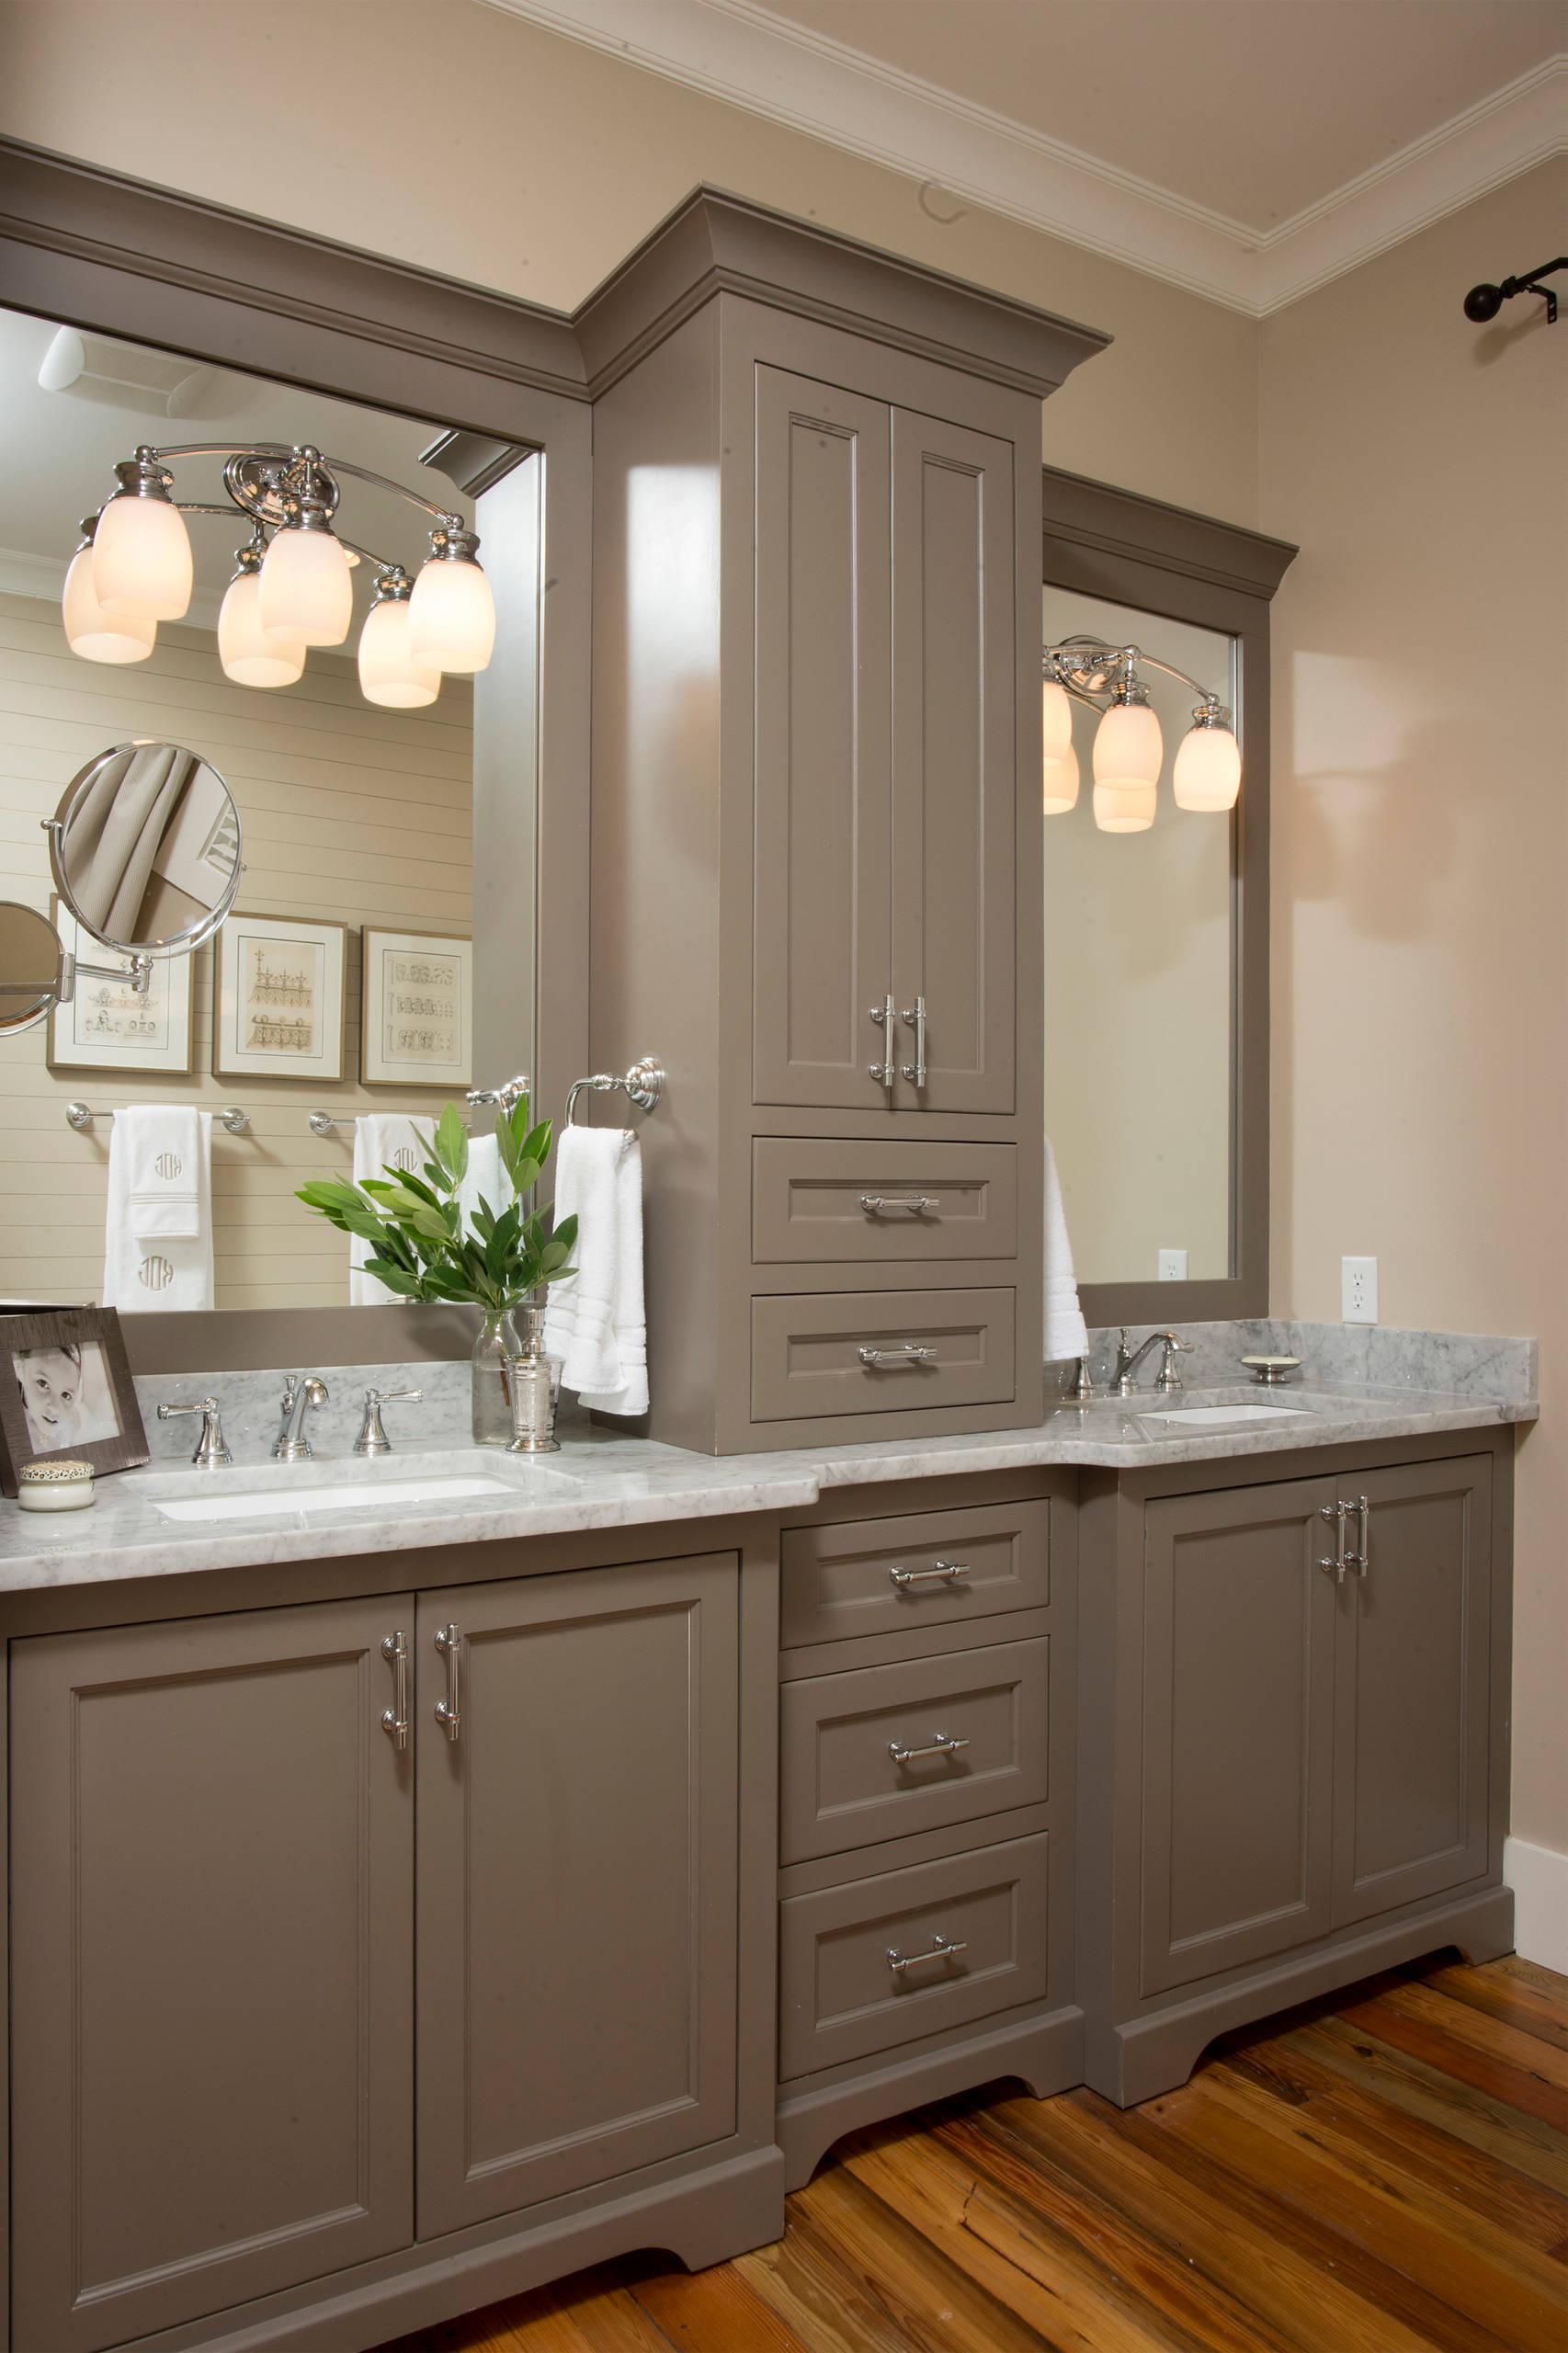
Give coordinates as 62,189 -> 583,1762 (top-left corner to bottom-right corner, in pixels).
1342,1256 -> 1378,1324
1158,1248 -> 1187,1281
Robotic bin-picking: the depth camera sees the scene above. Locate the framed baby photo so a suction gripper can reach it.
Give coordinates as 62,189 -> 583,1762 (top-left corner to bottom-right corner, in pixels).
0,1305 -> 149,1496
46,896 -> 194,1076
213,911 -> 347,1084
360,926 -> 472,1087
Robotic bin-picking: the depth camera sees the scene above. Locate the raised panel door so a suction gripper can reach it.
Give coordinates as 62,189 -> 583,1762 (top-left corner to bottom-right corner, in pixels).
891,406 -> 1017,1113
10,1597 -> 415,2353
1331,1456 -> 1492,1926
1141,1478 -> 1336,1994
415,1553 -> 740,2234
753,366 -> 894,1109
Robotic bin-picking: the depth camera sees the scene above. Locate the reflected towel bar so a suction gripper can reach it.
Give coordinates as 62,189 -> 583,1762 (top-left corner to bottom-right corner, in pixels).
67,1101 -> 250,1134
308,1111 -> 467,1138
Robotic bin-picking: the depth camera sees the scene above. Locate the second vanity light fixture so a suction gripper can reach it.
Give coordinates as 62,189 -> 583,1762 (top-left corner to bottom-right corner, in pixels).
62,442 -> 495,708
1042,638 -> 1240,833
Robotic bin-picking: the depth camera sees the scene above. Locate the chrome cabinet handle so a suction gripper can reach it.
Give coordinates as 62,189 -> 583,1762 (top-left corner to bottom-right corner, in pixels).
889,1729 -> 970,1765
899,995 -> 927,1088
1317,1501 -> 1349,1583
868,995 -> 896,1088
887,1932 -> 967,1974
381,1630 -> 410,1749
889,1559 -> 971,1589
859,1193 -> 940,1215
434,1622 -> 461,1741
858,1344 -> 937,1370
1346,1495 -> 1369,1577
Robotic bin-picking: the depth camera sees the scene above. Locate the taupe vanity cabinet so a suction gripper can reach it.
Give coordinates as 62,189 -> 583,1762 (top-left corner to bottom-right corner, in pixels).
8,1540 -> 770,2353
581,195 -> 1108,1453
1077,1434 -> 1514,2108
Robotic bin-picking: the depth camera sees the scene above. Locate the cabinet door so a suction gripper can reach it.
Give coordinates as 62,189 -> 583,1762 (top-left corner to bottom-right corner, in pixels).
10,1597 -> 415,2353
1141,1478 -> 1336,1995
416,1552 -> 739,2234
891,406 -> 1017,1113
1331,1456 -> 1492,1927
753,366 -> 894,1109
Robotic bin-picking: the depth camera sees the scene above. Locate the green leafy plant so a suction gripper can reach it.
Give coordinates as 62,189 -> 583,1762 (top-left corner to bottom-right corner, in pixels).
295,1097 -> 576,1312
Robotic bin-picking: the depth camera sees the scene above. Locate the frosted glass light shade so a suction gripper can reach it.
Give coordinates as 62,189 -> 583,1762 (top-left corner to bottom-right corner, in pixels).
1093,699 -> 1163,786
1041,676 -> 1074,764
62,546 -> 155,664
1093,777 -> 1156,833
1041,738 -> 1080,816
92,493 -> 191,620
358,596 -> 440,708
218,571 -> 306,688
1173,721 -> 1242,811
259,523 -> 353,646
407,555 -> 495,674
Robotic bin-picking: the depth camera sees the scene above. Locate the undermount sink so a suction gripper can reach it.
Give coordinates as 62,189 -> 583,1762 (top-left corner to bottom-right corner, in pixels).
150,1472 -> 524,1525
1138,1402 -> 1314,1428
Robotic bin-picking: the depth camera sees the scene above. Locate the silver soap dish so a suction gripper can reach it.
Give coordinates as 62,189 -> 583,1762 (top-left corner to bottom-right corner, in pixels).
1242,1355 -> 1301,1386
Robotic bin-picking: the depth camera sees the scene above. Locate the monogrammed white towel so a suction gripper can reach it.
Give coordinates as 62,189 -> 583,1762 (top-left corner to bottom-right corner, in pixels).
104,1108 -> 212,1311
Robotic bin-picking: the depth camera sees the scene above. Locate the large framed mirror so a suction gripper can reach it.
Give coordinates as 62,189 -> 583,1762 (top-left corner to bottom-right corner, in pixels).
0,143 -> 593,1366
1040,466 -> 1296,1326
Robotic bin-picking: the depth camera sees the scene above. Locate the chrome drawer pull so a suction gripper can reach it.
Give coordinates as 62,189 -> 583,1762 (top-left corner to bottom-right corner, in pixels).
868,995 -> 896,1089
858,1344 -> 937,1370
1318,1501 -> 1349,1583
889,1559 -> 971,1589
434,1621 -> 461,1741
889,1729 -> 969,1766
860,1193 -> 940,1215
381,1630 -> 410,1750
887,1932 -> 966,1974
899,995 -> 928,1089
1346,1494 -> 1369,1576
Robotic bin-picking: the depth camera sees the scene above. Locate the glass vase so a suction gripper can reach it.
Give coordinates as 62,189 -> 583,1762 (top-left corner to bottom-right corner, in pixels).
471,1307 -> 520,1448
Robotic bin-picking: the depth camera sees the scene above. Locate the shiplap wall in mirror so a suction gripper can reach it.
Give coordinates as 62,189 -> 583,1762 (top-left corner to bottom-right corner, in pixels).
0,305 -> 477,1309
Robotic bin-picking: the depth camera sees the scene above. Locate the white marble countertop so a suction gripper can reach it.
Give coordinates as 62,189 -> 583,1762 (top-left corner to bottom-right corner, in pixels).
0,1379 -> 1535,1595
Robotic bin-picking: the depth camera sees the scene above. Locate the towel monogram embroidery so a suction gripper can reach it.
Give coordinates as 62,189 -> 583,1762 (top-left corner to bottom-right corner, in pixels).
153,1152 -> 184,1181
138,1255 -> 175,1291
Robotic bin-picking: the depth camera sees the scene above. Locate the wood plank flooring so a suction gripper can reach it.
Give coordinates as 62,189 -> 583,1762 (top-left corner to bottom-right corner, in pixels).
378,1955 -> 1567,2353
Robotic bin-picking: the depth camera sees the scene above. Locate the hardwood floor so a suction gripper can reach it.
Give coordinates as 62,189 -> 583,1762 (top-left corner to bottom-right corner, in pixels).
379,1954 -> 1567,2352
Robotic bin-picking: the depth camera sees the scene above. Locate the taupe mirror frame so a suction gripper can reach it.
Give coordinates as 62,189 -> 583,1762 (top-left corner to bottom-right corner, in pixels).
46,739 -> 243,960
1042,465 -> 1297,1327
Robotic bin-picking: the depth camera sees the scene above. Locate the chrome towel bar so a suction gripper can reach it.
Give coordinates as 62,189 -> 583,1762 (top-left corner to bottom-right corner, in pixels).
67,1101 -> 250,1134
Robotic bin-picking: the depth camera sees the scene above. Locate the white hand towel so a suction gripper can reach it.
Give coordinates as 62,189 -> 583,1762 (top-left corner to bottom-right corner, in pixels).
116,1105 -> 202,1239
456,1134 -> 504,1235
541,1125 -> 648,1418
104,1108 -> 212,1311
349,1113 -> 431,1304
1043,1135 -> 1088,1362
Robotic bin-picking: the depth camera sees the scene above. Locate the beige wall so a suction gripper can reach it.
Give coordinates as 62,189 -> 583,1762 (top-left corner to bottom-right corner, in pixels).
1261,158 -> 1568,1854
0,0 -> 1258,529
0,592 -> 472,1308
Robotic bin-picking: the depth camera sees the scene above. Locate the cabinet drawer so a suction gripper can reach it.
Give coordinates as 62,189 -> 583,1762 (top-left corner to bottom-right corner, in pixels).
778,1834 -> 1049,2080
751,1287 -> 1016,1422
753,1138 -> 1017,1263
781,1500 -> 1049,1649
780,1638 -> 1049,1862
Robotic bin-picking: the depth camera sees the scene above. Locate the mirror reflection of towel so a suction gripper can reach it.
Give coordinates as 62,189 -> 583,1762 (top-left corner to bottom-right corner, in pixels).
349,1113 -> 430,1304
104,1108 -> 213,1311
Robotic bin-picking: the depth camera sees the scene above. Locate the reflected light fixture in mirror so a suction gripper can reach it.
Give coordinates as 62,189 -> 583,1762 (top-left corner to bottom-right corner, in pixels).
1044,637 -> 1240,833
60,439 -> 496,707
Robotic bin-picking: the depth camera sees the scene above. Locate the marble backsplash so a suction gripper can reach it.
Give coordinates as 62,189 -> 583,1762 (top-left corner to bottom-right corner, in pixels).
131,1319 -> 1537,1464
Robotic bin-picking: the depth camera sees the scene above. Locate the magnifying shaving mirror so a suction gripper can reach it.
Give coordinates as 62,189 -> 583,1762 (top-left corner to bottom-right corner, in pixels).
0,740 -> 244,1039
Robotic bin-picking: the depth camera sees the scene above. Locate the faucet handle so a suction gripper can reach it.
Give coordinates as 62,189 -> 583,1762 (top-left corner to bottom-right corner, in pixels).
354,1387 -> 422,1457
158,1396 -> 232,1468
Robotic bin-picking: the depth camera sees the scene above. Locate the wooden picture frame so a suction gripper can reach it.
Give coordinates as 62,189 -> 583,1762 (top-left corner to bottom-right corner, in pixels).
213,912 -> 348,1084
359,925 -> 472,1087
0,1304 -> 149,1495
46,896 -> 195,1076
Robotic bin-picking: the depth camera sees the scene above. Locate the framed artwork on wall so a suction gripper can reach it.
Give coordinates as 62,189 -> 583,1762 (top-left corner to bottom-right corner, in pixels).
359,926 -> 472,1088
46,898 -> 194,1076
0,1304 -> 150,1497
212,912 -> 347,1084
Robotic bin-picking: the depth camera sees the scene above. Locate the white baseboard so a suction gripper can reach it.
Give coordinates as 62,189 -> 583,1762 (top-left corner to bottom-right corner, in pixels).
1504,1836 -> 1568,1975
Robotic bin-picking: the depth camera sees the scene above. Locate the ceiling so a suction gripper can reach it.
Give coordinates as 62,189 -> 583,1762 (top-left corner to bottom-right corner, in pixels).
486,0 -> 1568,311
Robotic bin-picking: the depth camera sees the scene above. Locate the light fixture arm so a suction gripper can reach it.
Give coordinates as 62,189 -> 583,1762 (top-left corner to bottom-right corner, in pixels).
1044,637 -> 1232,726
143,443 -> 461,528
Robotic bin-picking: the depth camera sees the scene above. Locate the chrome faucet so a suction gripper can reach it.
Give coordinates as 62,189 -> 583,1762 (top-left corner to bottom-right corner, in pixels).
353,1386 -> 422,1456
274,1373 -> 329,1462
157,1396 -> 232,1467
1114,1328 -> 1195,1396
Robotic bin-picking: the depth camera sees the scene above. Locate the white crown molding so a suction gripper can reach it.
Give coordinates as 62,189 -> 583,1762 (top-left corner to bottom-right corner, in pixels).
482,0 -> 1567,317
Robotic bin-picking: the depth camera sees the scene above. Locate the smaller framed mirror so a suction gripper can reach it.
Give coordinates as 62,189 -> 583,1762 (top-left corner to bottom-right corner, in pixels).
46,740 -> 243,960
0,903 -> 68,1037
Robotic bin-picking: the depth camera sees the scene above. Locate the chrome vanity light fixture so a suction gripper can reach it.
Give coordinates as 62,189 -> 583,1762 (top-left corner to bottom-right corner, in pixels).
1042,639 -> 1241,833
60,440 -> 495,707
